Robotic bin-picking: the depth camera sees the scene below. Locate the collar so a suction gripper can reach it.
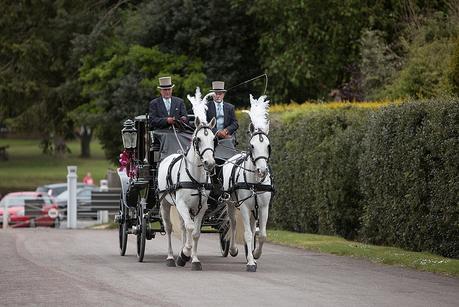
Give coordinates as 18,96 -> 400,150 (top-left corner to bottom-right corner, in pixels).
213,100 -> 224,109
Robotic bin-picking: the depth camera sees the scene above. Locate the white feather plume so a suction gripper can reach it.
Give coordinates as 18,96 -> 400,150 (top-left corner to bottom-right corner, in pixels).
249,94 -> 270,132
187,87 -> 210,124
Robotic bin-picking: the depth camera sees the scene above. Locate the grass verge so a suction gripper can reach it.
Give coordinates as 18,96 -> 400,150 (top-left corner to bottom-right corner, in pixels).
267,230 -> 459,277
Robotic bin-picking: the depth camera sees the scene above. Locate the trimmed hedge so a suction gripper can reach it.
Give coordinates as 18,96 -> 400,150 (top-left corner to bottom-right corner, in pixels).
237,106 -> 370,239
235,98 -> 459,258
359,98 -> 459,258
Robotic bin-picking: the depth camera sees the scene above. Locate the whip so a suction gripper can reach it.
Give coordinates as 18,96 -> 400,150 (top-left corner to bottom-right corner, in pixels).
226,73 -> 269,96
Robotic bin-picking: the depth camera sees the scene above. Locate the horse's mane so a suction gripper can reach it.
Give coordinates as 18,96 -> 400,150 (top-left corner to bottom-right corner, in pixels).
187,87 -> 212,124
248,94 -> 270,133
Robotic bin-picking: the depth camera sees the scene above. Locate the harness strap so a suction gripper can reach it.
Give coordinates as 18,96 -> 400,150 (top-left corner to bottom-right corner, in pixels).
158,155 -> 213,215
166,155 -> 183,187
224,153 -> 276,211
229,182 -> 275,193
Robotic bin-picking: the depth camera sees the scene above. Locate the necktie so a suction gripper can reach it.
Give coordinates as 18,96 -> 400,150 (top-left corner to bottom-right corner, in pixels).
165,99 -> 171,114
216,103 -> 224,130
218,103 -> 223,116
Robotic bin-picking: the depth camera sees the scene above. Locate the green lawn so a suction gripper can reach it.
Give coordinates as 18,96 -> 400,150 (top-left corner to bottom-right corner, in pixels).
268,230 -> 459,277
0,138 -> 113,193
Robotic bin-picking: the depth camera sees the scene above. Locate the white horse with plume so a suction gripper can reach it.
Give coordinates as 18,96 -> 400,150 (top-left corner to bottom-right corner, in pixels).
158,87 -> 216,270
222,94 -> 274,272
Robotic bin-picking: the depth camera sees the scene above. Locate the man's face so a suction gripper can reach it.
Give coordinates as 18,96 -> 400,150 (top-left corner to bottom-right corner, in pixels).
160,88 -> 173,99
214,91 -> 225,103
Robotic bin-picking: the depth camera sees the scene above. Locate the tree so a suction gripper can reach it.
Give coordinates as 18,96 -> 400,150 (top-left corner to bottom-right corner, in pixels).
79,43 -> 206,162
117,0 -> 262,106
0,0 -> 120,156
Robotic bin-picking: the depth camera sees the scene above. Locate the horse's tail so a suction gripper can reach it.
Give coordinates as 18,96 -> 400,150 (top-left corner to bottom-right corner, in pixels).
235,210 -> 245,244
221,204 -> 245,244
170,206 -> 183,238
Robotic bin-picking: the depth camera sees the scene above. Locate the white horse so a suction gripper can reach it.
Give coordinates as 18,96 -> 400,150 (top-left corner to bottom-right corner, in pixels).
158,88 -> 216,271
222,95 -> 274,272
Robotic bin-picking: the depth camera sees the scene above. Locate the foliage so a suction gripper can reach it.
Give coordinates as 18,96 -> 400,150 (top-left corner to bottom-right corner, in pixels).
359,30 -> 401,99
237,105 -> 370,239
448,37 -> 459,95
246,0 -> 372,101
378,11 -> 459,98
237,98 -> 459,257
116,0 -> 262,105
359,98 -> 459,258
80,43 -> 206,163
0,0 -> 118,154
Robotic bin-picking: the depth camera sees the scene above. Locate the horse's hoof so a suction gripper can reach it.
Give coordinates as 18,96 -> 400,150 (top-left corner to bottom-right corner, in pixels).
176,256 -> 187,267
180,251 -> 191,262
230,248 -> 238,257
246,264 -> 257,272
253,251 -> 261,260
166,258 -> 176,267
191,262 -> 202,271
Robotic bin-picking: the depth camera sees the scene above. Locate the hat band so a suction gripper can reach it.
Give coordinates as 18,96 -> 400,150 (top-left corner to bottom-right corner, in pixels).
158,84 -> 175,88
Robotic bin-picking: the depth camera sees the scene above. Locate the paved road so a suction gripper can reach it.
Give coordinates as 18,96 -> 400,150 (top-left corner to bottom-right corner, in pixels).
0,228 -> 457,307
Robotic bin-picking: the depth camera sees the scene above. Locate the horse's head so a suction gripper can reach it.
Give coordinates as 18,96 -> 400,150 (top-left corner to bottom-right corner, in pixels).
248,123 -> 271,182
193,117 -> 217,173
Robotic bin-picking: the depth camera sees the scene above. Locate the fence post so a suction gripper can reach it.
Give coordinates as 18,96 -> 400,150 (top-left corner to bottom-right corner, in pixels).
67,166 -> 77,229
97,210 -> 109,224
2,199 -> 8,229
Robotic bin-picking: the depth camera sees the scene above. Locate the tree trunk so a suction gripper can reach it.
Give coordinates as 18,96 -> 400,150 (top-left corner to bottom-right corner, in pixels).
80,126 -> 92,158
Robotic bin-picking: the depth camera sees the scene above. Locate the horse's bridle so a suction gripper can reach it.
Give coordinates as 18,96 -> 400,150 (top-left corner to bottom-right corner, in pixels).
248,130 -> 271,164
192,125 -> 216,160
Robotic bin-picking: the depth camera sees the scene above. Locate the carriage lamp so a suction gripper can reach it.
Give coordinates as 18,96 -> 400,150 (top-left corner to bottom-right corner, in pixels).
121,119 -> 137,149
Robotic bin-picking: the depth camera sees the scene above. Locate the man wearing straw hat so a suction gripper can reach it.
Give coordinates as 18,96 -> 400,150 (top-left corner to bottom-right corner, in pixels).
149,76 -> 188,129
206,81 -> 238,139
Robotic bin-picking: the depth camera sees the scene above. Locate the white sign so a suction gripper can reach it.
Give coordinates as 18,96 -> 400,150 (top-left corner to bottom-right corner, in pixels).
48,208 -> 59,219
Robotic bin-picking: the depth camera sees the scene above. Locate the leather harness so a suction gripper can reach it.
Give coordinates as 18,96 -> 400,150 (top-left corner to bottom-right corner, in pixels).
224,130 -> 276,219
157,126 -> 215,217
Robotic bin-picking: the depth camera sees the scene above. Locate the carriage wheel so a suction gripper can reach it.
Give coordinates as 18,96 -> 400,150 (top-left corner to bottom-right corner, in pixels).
244,233 -> 258,260
219,229 -> 230,257
136,206 -> 146,262
118,198 -> 128,256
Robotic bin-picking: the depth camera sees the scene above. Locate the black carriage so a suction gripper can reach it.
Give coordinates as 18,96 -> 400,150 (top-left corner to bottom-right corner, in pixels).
115,115 -> 233,261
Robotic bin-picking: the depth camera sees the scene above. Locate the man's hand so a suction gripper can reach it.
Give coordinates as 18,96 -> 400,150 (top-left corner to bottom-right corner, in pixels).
180,116 -> 187,123
166,117 -> 175,125
217,129 -> 230,139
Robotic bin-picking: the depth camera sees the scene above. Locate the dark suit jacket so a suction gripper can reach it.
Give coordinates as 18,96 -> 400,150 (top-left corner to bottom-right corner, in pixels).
206,101 -> 238,135
149,96 -> 188,129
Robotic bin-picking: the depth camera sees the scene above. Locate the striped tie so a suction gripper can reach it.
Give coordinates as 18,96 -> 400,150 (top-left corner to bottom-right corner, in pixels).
165,99 -> 171,114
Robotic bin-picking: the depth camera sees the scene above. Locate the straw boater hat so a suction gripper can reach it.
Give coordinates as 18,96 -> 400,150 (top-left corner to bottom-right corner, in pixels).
157,76 -> 175,89
210,81 -> 226,92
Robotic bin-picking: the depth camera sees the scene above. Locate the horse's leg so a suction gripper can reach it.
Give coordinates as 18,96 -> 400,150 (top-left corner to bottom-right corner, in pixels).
249,211 -> 257,258
160,202 -> 176,267
175,202 -> 194,267
227,203 -> 238,257
240,205 -> 257,272
253,196 -> 270,259
180,215 -> 186,250
190,203 -> 207,271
